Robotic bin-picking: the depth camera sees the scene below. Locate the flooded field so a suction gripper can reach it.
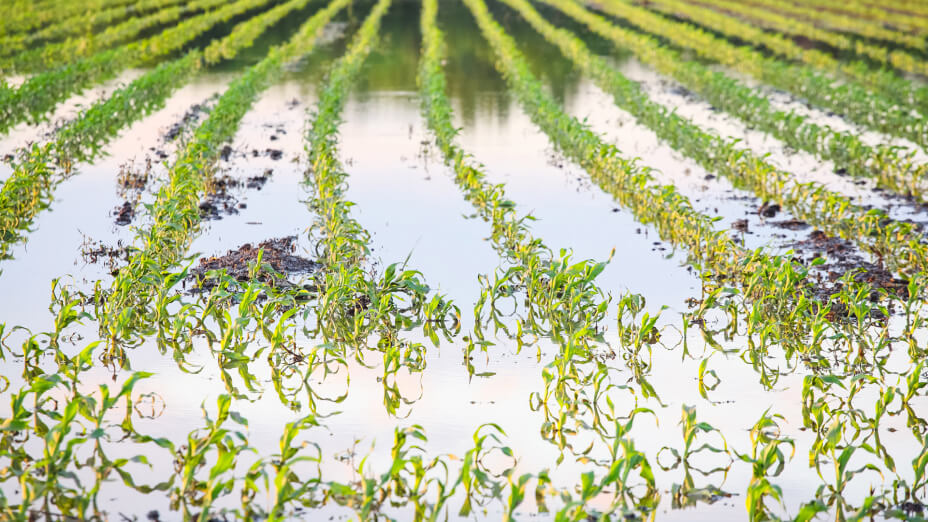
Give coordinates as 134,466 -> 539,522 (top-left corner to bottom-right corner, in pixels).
3,0 -> 928,520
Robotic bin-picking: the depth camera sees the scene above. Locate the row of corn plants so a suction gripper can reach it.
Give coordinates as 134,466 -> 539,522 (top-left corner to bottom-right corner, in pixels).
0,0 -> 276,134
0,0 -> 189,58
844,0 -> 928,18
0,0 -> 314,262
497,7 -> 928,509
419,0 -> 612,363
543,0 -> 928,202
1,0 -> 229,73
98,0 -> 350,351
698,0 -> 925,56
594,0 -> 928,154
419,2 -> 670,517
0,0 -> 131,37
464,0 -> 922,517
301,0 -> 460,378
511,0 -> 928,280
720,0 -> 924,49
468,0 -> 928,375
798,0 -> 928,35
627,0 -> 928,116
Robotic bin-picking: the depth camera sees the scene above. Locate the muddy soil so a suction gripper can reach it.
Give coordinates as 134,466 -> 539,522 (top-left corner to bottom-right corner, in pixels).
198,169 -> 272,220
80,238 -> 130,276
163,100 -> 211,142
791,229 -> 908,302
187,236 -> 319,291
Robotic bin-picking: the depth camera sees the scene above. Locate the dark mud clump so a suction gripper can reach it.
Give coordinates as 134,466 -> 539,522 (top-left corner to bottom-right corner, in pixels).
164,102 -> 209,142
187,236 -> 319,292
771,218 -> 810,231
113,159 -> 153,226
81,238 -> 130,276
758,201 -> 781,218
198,169 -> 273,221
252,148 -> 284,160
199,174 -> 242,220
792,230 -> 908,303
731,219 -> 749,233
117,157 -> 152,193
113,201 -> 135,226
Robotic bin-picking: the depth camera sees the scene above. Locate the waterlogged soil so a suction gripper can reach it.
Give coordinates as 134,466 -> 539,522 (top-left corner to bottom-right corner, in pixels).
188,236 -> 319,291
3,1 -> 928,521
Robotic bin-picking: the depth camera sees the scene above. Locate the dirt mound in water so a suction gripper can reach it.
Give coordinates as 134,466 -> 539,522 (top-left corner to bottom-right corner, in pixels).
188,236 -> 319,291
793,229 -> 908,302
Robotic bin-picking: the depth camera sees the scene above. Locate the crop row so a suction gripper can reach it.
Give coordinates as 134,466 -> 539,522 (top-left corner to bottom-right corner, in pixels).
99,0 -> 349,350
462,0 -> 928,516
0,0 -> 132,37
514,0 -> 928,282
0,0 -> 189,57
542,0 -> 928,202
783,0 -> 928,36
593,0 -> 928,156
1,0 -> 229,73
621,0 -> 928,121
301,0 -> 461,376
821,0 -> 928,21
0,0 -> 314,262
418,0 -> 614,391
0,0 -> 275,135
419,4 -> 676,513
707,0 -> 924,50
470,0 -> 928,380
695,0 -> 928,77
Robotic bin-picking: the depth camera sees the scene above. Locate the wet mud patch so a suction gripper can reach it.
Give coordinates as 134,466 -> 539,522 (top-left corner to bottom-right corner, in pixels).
250,147 -> 284,160
198,169 -> 273,221
186,236 -> 319,292
111,158 -> 153,226
791,230 -> 908,303
80,238 -> 130,276
163,101 -> 211,142
217,146 -> 288,162
771,218 -> 810,231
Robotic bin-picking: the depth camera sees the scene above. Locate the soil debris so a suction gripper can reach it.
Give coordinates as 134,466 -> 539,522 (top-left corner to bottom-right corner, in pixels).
113,159 -> 154,225
198,169 -> 273,221
791,230 -> 908,303
164,102 -> 209,142
113,201 -> 135,226
771,219 -> 809,230
758,201 -> 780,218
250,148 -> 285,160
187,236 -> 319,291
80,238 -> 130,276
117,158 -> 152,193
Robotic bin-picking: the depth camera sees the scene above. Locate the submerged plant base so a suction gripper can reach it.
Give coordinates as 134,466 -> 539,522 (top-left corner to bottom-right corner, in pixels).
188,236 -> 319,291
